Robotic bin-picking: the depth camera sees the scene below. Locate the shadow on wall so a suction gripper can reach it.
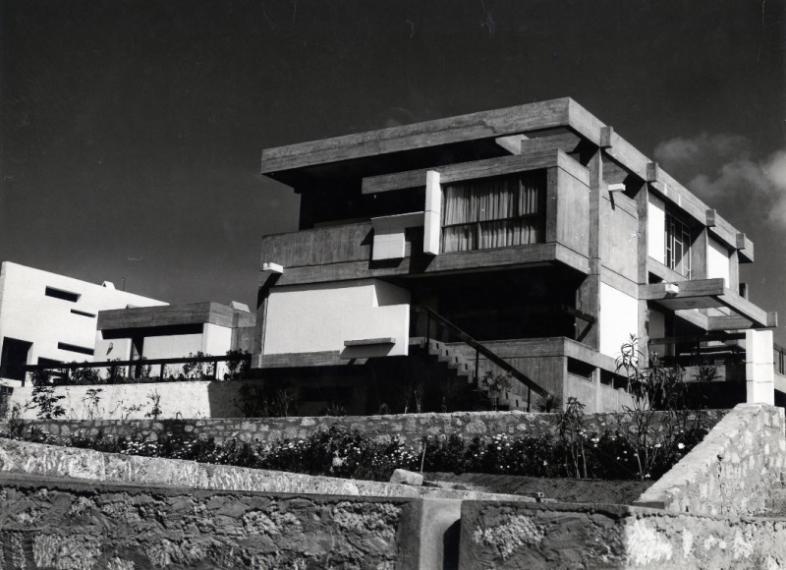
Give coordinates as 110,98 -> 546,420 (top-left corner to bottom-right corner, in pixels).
205,381 -> 248,418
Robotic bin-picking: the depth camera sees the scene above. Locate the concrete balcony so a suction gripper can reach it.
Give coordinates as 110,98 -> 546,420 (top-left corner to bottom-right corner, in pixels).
259,150 -> 591,287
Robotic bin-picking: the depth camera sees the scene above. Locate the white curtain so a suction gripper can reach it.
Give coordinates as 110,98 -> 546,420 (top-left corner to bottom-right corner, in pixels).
441,174 -> 544,253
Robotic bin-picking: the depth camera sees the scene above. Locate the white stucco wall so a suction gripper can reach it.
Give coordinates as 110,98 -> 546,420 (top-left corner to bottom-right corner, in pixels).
647,193 -> 666,263
599,282 -> 639,359
202,323 -> 233,355
263,279 -> 410,357
93,324 -> 234,379
0,262 -> 165,382
142,334 -> 204,360
6,380 -> 248,420
707,237 -> 731,287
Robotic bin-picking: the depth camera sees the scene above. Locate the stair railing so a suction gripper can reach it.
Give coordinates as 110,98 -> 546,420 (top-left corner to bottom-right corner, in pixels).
415,304 -> 551,410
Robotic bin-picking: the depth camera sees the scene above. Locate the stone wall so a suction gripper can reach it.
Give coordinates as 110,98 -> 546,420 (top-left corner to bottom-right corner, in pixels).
635,403 -> 786,516
8,408 -> 727,447
0,473 -> 420,569
0,437 -> 527,503
459,499 -> 786,569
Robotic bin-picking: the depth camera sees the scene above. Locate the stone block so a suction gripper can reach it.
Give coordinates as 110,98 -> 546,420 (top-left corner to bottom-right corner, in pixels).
390,469 -> 424,486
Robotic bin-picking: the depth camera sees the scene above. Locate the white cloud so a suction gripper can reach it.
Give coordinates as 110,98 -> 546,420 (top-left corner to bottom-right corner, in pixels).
654,135 -> 786,230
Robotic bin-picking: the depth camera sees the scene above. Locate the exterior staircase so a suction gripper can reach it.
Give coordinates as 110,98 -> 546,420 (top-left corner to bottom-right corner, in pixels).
410,337 -> 532,411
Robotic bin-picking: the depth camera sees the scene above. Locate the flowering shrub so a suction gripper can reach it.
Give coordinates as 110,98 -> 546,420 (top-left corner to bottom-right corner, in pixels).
6,419 -> 709,482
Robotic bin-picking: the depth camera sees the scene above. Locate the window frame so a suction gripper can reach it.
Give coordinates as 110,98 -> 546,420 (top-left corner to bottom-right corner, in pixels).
664,211 -> 693,279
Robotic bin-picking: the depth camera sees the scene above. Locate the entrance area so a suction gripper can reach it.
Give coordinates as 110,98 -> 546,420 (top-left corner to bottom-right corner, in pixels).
0,337 -> 33,381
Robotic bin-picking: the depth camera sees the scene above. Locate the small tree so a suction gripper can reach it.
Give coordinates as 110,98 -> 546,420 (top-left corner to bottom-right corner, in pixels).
82,388 -> 103,419
480,371 -> 513,411
182,352 -> 206,379
224,349 -> 250,380
145,390 -> 163,420
558,397 -> 588,478
26,385 -> 66,420
615,334 -> 703,480
72,364 -> 100,385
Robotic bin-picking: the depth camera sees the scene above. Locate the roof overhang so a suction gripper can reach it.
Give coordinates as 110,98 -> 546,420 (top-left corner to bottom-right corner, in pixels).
259,97 -> 752,259
640,278 -> 777,331
98,302 -> 255,332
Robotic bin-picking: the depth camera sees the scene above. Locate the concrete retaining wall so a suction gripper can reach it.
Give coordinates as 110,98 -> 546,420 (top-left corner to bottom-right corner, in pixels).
8,408 -> 727,446
459,499 -> 786,569
0,473 -> 420,570
635,403 -> 786,516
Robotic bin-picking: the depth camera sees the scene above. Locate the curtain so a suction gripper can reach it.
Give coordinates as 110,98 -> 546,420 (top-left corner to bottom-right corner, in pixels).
441,173 -> 544,253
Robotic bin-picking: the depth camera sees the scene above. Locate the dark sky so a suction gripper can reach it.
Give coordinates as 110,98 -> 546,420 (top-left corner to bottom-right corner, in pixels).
1,1 -> 784,336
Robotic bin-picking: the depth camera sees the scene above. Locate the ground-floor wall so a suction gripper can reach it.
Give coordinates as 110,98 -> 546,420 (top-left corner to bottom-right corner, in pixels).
261,279 -> 411,361
5,380 -> 252,420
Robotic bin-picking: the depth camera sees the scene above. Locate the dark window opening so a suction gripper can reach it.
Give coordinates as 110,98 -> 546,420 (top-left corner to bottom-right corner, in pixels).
665,212 -> 693,278
441,171 -> 546,253
0,337 -> 32,380
45,286 -> 81,302
38,357 -> 63,367
57,342 -> 94,356
70,309 -> 96,318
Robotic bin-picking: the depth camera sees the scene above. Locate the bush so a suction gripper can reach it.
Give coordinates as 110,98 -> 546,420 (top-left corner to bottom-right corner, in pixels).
4,416 -> 709,483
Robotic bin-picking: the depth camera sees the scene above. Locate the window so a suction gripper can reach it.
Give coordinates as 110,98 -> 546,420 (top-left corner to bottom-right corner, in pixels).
441,172 -> 545,253
45,286 -> 80,302
665,213 -> 692,278
57,342 -> 94,356
70,309 -> 96,318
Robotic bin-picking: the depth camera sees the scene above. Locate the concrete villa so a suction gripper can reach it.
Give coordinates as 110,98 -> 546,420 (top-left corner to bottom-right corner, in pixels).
253,97 -> 778,414
0,262 -> 166,385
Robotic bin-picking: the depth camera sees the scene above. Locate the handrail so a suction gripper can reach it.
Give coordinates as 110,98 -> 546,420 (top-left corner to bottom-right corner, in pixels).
414,304 -> 551,399
22,354 -> 251,386
24,354 -> 248,370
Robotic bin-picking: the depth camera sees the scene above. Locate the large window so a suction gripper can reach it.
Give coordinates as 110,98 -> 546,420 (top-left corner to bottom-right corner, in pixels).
441,172 -> 545,253
665,213 -> 692,278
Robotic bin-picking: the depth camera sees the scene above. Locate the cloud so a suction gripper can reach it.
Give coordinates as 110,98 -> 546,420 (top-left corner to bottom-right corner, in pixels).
654,135 -> 786,229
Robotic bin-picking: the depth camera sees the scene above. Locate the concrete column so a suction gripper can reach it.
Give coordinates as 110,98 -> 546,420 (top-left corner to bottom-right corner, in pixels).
745,329 -> 774,405
423,170 -> 442,255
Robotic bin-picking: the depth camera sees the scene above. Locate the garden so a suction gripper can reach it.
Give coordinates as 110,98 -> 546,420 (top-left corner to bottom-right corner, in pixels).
0,337 -> 718,483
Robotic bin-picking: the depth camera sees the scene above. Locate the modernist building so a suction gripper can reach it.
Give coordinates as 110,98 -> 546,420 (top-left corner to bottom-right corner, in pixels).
253,98 -> 777,414
0,261 -> 166,385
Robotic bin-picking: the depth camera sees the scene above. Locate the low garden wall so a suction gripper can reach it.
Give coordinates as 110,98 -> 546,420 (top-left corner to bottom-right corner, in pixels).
635,403 -> 786,517
5,380 -> 252,420
9,408 -> 728,446
459,499 -> 786,569
0,437 -> 526,503
0,472 -> 420,569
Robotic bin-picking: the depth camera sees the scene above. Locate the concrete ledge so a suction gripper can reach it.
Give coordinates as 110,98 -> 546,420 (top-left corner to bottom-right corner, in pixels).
0,437 -> 531,503
634,403 -> 786,516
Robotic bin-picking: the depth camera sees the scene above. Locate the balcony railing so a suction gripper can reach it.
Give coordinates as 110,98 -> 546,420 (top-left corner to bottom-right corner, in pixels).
23,353 -> 251,386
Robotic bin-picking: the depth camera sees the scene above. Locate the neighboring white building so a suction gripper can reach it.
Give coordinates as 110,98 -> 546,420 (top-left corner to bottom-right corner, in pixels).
95,301 -> 256,379
0,261 -> 166,385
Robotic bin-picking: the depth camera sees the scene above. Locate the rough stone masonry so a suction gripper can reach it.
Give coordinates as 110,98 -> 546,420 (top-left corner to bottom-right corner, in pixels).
0,473 -> 420,570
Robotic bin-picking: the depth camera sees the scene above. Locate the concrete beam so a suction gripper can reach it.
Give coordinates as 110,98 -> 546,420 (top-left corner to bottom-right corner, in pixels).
361,149 -> 589,194
261,98 -> 572,173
